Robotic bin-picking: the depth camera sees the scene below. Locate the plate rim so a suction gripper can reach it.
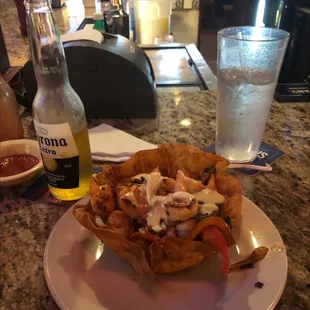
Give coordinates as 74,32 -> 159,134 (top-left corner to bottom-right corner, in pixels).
44,195 -> 288,310
241,196 -> 288,310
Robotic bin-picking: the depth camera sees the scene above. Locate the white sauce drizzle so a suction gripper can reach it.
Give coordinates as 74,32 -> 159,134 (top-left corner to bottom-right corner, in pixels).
170,191 -> 195,202
146,197 -> 169,232
194,188 -> 225,204
94,215 -> 105,228
199,203 -> 219,215
146,171 -> 162,206
137,171 -> 225,231
146,181 -> 196,231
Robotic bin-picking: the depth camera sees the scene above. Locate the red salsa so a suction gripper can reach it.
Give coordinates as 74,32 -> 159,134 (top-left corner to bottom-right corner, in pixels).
0,154 -> 39,177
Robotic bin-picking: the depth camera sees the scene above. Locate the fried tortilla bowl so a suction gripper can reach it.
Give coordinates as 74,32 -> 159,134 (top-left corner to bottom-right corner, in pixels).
73,143 -> 242,279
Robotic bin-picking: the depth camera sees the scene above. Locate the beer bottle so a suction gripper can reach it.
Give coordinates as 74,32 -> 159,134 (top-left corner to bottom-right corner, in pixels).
0,73 -> 24,142
25,0 -> 93,201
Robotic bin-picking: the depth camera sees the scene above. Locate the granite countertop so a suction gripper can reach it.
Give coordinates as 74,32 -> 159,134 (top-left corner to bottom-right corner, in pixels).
0,91 -> 309,310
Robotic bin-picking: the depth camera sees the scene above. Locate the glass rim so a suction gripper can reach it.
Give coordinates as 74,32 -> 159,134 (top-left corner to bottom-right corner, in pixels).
218,26 -> 290,42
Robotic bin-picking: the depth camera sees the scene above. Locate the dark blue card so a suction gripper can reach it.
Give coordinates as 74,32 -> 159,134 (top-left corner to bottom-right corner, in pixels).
205,143 -> 285,176
21,166 -> 102,206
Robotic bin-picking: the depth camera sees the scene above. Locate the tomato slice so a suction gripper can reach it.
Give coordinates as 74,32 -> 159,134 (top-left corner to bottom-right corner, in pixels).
201,226 -> 230,276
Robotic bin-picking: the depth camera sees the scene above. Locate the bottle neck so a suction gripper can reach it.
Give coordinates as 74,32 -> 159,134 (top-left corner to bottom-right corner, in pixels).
111,0 -> 122,10
25,0 -> 69,88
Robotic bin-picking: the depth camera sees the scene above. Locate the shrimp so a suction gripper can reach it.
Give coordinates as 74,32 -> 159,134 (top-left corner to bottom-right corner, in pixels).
165,192 -> 199,222
92,183 -> 116,220
174,170 -> 205,194
107,210 -> 133,237
156,177 -> 176,195
176,219 -> 197,238
117,185 -> 150,219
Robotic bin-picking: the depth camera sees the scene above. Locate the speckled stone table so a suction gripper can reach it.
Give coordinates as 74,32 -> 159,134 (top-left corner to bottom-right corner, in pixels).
0,91 -> 309,310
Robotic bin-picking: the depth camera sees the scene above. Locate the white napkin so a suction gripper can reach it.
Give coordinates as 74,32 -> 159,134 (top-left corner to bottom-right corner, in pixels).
89,123 -> 157,162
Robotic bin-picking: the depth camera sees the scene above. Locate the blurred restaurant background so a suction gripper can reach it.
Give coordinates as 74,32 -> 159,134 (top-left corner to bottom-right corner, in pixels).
1,0 -> 309,98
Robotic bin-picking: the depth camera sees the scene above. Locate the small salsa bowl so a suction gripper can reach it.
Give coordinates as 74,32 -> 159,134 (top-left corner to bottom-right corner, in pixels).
0,139 -> 43,187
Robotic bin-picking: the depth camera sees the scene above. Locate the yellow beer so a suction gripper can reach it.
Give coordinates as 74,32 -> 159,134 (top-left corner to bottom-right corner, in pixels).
47,126 -> 92,201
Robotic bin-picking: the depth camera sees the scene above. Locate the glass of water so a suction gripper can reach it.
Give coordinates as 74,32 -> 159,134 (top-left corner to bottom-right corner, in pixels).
215,27 -> 289,163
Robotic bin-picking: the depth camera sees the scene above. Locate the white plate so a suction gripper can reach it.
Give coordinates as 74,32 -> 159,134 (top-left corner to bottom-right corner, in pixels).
44,196 -> 287,310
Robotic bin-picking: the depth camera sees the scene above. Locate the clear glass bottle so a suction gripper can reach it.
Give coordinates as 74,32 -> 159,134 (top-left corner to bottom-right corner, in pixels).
0,73 -> 24,142
106,0 -> 129,38
25,0 -> 93,201
101,0 -> 113,15
93,11 -> 105,31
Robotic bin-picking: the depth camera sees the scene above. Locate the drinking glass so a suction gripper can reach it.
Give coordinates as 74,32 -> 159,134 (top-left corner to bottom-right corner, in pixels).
216,27 -> 289,163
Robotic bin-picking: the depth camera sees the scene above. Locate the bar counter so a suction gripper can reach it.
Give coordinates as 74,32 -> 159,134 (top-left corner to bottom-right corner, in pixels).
0,91 -> 309,310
